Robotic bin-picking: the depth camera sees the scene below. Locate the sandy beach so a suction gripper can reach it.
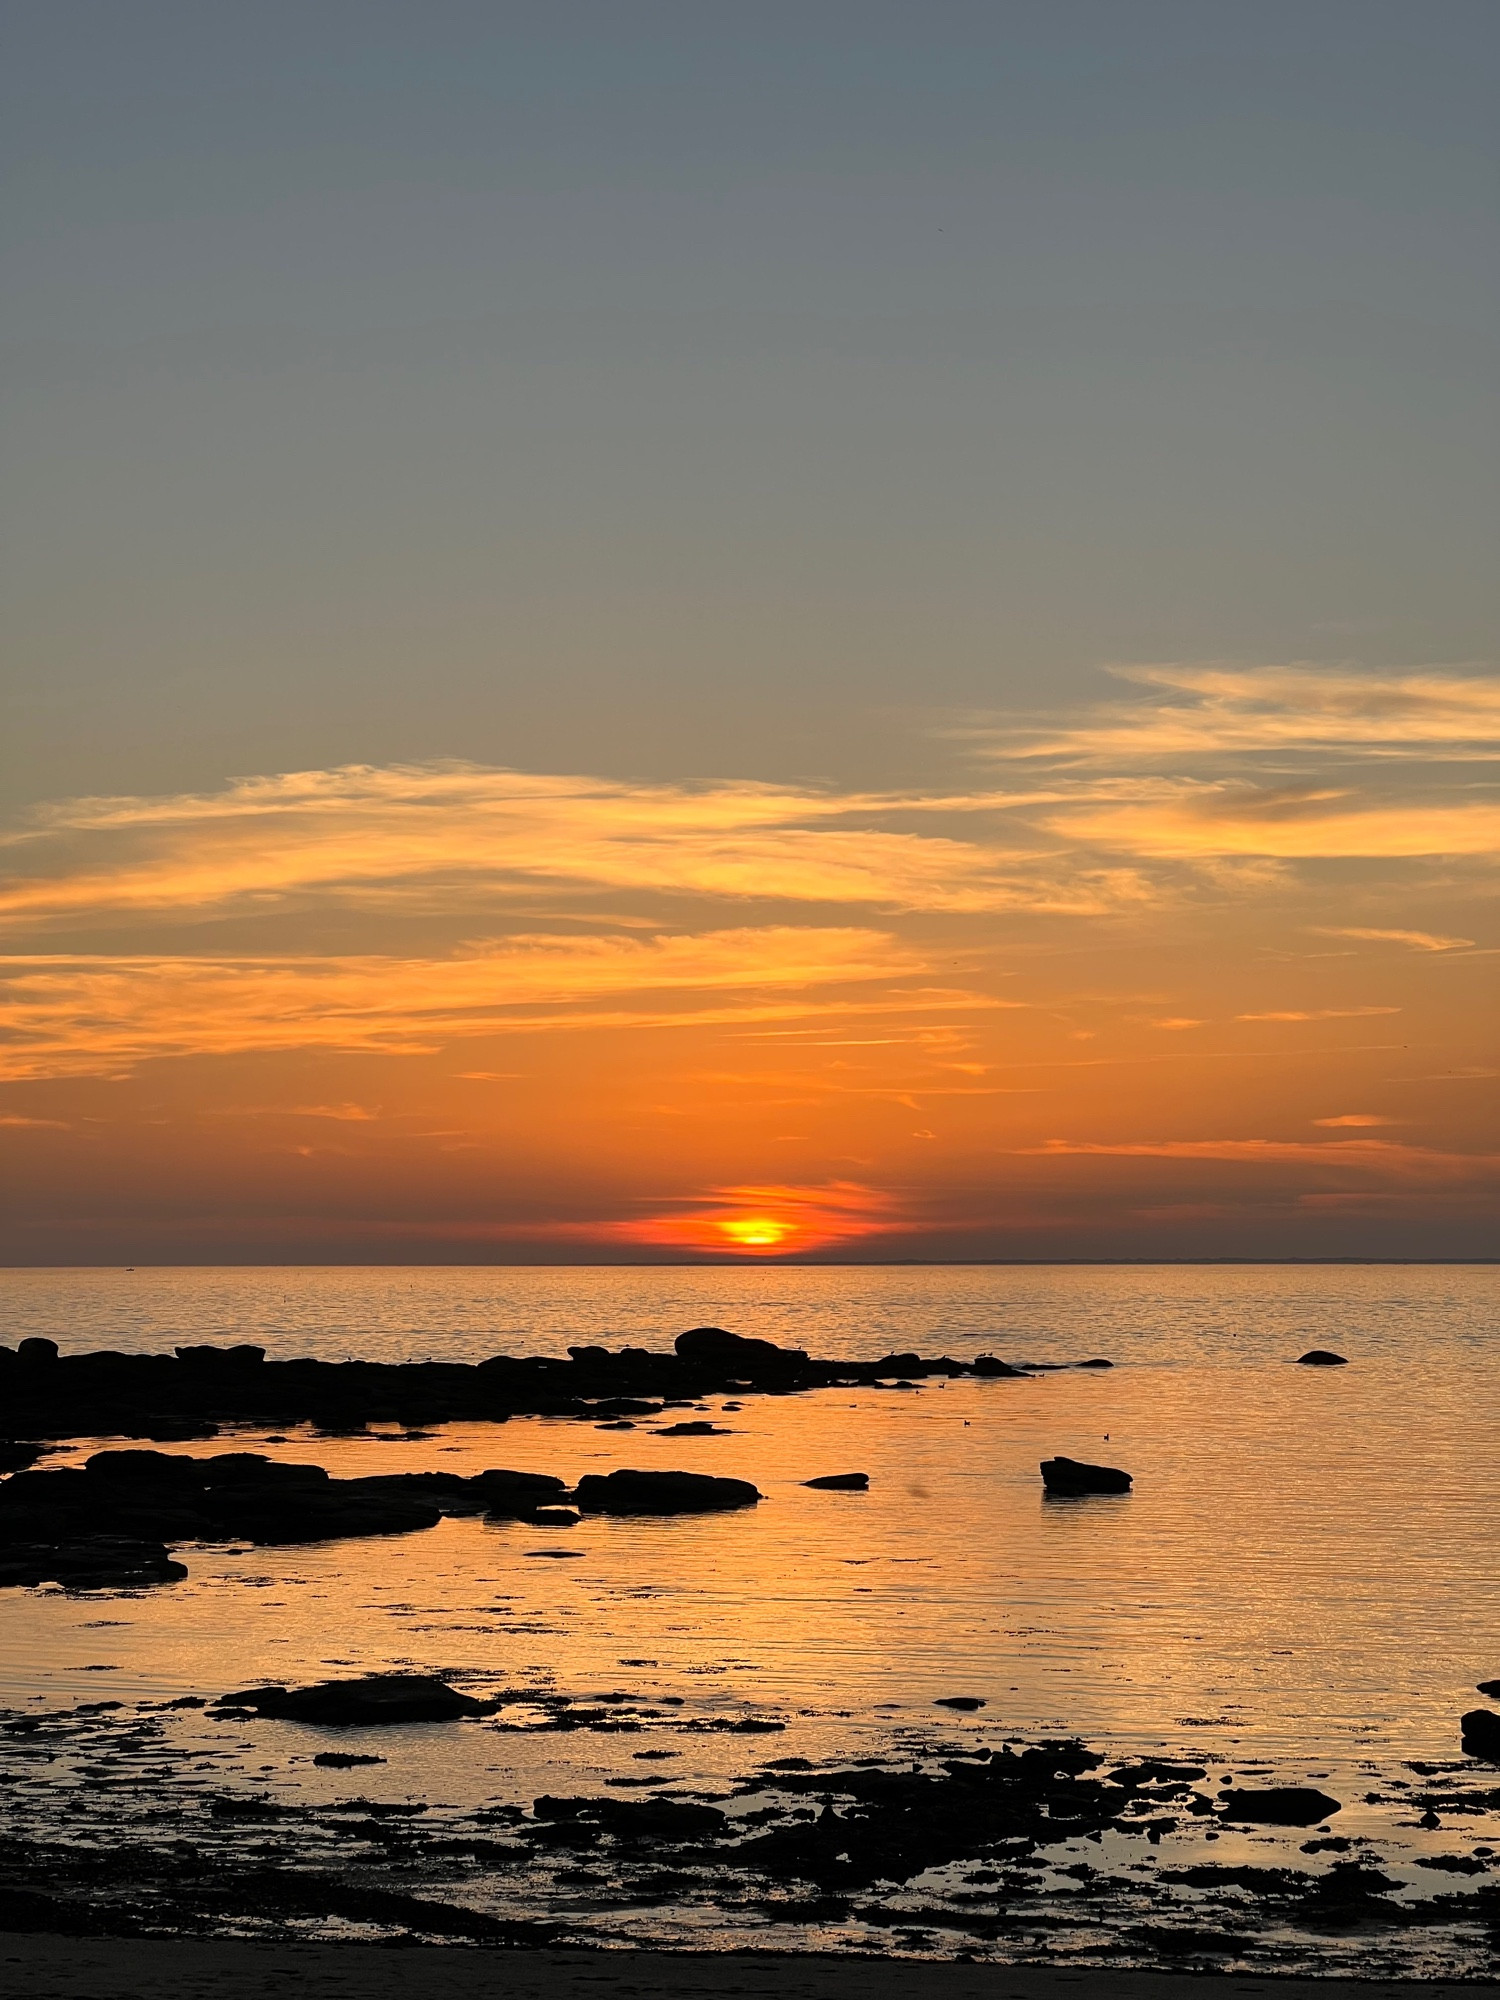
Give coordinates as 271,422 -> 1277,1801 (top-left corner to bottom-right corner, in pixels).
7,1939 -> 1500,2000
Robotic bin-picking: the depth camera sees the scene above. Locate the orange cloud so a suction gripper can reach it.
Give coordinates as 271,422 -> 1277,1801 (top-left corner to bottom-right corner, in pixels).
1309,926 -> 1476,952
0,763 -> 1145,929
971,663 -> 1500,765
0,927 -> 961,1080
1018,1137 -> 1494,1182
1236,1006 -> 1400,1022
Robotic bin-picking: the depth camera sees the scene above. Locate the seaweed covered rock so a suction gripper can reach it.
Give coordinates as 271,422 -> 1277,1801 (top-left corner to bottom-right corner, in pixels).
573,1468 -> 761,1515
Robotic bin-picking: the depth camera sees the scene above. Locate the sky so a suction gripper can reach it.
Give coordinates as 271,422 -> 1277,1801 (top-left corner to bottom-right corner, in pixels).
1,2 -> 1496,1263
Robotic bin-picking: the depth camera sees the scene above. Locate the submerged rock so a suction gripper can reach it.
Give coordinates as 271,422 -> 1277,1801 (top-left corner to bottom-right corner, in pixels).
1460,1708 -> 1500,1762
573,1468 -> 761,1515
1040,1455 -> 1133,1496
1296,1350 -> 1349,1366
216,1674 -> 490,1725
1219,1786 -> 1341,1825
804,1472 -> 869,1490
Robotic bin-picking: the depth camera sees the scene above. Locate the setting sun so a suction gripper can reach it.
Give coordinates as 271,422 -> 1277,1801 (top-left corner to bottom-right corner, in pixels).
717,1216 -> 795,1251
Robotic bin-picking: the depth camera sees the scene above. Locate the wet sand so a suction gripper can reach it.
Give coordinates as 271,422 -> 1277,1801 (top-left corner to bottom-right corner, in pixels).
6,1939 -> 1499,2000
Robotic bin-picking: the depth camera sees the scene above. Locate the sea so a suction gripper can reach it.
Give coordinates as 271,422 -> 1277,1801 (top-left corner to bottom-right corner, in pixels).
2,1262 -> 1496,1971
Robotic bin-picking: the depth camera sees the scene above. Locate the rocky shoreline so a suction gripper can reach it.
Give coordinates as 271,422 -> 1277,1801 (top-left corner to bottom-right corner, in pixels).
0,1325 -> 1086,1449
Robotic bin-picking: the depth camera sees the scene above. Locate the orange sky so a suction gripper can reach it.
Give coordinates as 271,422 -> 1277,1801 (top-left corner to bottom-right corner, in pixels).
1,665 -> 1494,1262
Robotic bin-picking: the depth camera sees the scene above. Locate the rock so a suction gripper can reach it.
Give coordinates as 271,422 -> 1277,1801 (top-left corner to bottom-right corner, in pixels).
934,1696 -> 986,1710
1296,1350 -> 1349,1366
674,1326 -> 807,1372
804,1473 -> 869,1490
216,1674 -> 490,1725
1218,1786 -> 1341,1825
0,1535 -> 187,1590
1040,1455 -> 1132,1496
1475,1679 -> 1500,1698
471,1468 -> 569,1516
312,1751 -> 386,1767
1460,1708 -> 1500,1762
524,1508 -> 580,1528
1076,1358 -> 1114,1369
653,1420 -> 729,1436
573,1469 -> 762,1515
16,1339 -> 58,1365
0,1442 -> 46,1474
970,1355 -> 1030,1377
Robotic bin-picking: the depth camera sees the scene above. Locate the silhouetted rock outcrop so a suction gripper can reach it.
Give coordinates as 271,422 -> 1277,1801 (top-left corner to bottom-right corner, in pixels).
0,1329 -> 1110,1446
1219,1786 -> 1341,1825
216,1674 -> 489,1725
1477,1678 -> 1500,1698
0,1449 -> 573,1584
573,1469 -> 761,1515
1296,1350 -> 1349,1366
1461,1708 -> 1500,1762
1040,1455 -> 1132,1496
804,1472 -> 869,1490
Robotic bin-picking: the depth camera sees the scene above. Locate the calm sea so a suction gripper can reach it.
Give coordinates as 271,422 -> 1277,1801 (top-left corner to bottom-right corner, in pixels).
2,1263 -> 1496,1965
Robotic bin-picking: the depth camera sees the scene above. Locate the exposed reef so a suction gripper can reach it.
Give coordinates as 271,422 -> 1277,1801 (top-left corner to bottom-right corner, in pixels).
0,1326 -> 1102,1447
0,1449 -> 758,1589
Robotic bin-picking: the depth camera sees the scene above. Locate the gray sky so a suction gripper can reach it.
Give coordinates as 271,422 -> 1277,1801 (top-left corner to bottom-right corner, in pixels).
3,1 -> 1496,805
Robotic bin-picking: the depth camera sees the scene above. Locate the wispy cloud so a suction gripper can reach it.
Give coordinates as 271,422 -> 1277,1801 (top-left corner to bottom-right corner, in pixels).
0,927 -> 960,1080
968,664 -> 1500,766
1018,1137 -> 1493,1182
0,763 -> 1147,930
1236,1006 -> 1401,1022
1308,926 -> 1476,952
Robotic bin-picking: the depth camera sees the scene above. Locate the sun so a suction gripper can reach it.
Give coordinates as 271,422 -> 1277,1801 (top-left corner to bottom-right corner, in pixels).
717,1215 -> 794,1251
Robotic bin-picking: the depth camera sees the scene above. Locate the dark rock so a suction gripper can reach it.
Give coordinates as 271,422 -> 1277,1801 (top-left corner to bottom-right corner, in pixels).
472,1468 -> 569,1516
1296,1350 -> 1349,1366
312,1751 -> 387,1767
524,1508 -> 581,1528
1076,1358 -> 1114,1369
0,1535 -> 187,1590
1461,1708 -> 1500,1762
573,1468 -> 761,1515
804,1473 -> 869,1490
1476,1678 -> 1500,1698
216,1674 -> 490,1725
970,1355 -> 1030,1377
674,1326 -> 807,1372
934,1696 -> 986,1710
17,1339 -> 59,1365
533,1793 -> 728,1841
0,1442 -> 46,1474
1040,1455 -> 1132,1496
653,1420 -> 728,1436
1219,1786 -> 1341,1825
